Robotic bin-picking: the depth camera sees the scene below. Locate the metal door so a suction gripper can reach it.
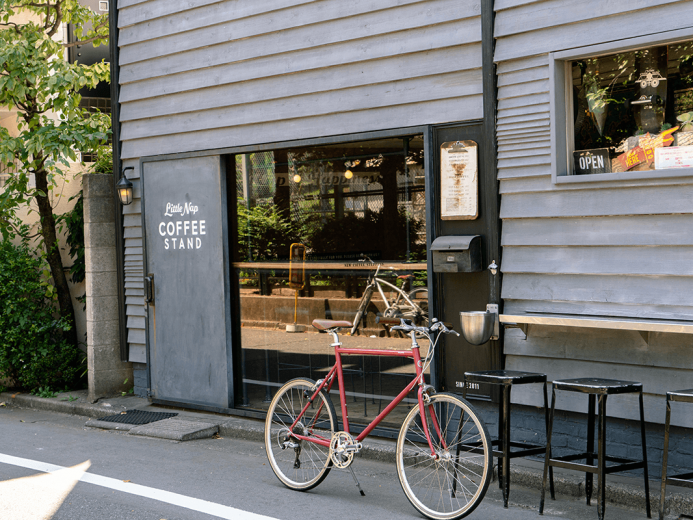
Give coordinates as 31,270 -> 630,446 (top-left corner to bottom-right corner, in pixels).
431,123 -> 502,399
142,156 -> 234,409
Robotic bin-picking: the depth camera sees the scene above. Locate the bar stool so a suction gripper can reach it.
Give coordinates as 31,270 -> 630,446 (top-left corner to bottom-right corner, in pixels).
659,389 -> 693,520
540,378 -> 651,520
463,370 -> 555,508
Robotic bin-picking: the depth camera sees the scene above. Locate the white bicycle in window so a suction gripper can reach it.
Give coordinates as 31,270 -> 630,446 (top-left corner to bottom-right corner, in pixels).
350,256 -> 428,336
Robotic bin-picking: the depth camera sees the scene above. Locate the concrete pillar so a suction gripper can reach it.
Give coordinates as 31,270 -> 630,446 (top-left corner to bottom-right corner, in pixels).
84,174 -> 132,402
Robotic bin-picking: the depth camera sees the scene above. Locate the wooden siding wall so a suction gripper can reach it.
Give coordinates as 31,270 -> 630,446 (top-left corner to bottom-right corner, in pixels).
116,0 -> 484,365
494,0 -> 693,426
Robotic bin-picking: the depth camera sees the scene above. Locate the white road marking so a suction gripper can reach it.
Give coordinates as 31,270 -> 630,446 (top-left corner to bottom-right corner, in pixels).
0,453 -> 277,520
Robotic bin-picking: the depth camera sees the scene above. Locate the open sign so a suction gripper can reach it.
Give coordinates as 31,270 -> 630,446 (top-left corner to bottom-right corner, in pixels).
573,148 -> 612,175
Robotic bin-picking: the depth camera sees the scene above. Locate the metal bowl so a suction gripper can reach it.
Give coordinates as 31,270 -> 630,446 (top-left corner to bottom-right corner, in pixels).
459,311 -> 495,345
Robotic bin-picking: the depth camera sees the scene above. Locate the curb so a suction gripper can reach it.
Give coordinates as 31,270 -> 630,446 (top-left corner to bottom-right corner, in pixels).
3,391 -> 693,517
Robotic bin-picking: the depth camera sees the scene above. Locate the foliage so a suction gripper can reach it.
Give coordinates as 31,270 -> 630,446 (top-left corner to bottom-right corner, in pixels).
677,111 -> 693,132
0,1 -> 111,349
0,241 -> 82,391
237,202 -> 306,261
308,208 -> 426,260
32,387 -> 58,398
56,191 -> 84,284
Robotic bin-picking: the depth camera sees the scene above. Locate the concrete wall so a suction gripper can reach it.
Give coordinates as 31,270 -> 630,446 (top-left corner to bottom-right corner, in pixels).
84,174 -> 132,400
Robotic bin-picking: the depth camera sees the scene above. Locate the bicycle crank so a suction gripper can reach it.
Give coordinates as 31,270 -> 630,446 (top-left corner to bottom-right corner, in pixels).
329,431 -> 362,469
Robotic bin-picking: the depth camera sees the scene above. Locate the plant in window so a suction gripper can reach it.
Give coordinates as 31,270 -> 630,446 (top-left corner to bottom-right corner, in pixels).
677,111 -> 693,131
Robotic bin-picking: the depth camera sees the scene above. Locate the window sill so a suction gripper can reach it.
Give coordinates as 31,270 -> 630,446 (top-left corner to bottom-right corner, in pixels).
555,167 -> 693,185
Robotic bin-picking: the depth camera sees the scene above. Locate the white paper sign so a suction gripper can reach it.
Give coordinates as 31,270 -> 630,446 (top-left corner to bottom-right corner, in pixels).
655,146 -> 693,169
440,140 -> 478,220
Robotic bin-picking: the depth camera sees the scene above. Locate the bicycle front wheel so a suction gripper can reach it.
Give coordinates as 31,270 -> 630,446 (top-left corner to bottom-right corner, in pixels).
265,378 -> 337,491
396,393 -> 492,520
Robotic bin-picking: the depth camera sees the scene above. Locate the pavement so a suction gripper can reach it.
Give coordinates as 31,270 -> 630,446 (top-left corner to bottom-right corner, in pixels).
2,388 -> 693,519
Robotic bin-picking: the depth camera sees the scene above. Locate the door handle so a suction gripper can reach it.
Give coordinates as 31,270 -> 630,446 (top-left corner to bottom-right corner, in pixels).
145,274 -> 154,303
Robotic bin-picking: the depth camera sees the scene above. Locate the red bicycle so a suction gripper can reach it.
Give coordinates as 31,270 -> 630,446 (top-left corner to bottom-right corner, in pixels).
264,317 -> 492,520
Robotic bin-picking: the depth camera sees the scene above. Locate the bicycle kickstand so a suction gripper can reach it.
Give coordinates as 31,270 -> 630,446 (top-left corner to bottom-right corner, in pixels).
348,465 -> 366,496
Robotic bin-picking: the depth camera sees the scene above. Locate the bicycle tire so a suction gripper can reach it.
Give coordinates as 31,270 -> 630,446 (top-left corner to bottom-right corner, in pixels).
407,288 -> 429,327
350,284 -> 374,335
265,378 -> 337,491
396,393 -> 492,520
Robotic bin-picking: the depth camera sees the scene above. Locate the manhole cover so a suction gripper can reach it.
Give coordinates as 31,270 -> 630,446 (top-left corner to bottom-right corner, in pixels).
99,409 -> 178,425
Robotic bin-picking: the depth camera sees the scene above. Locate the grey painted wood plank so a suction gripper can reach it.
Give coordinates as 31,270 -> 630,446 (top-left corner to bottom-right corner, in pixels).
498,138 -> 551,152
497,145 -> 551,160
497,92 -> 549,111
500,184 -> 693,219
497,103 -> 550,119
495,0 -> 682,38
120,47 -> 482,120
495,2 -> 693,62
497,154 -> 550,169
502,246 -> 693,276
497,79 -> 549,100
501,215 -> 693,247
497,164 -> 551,179
128,344 -> 147,364
505,355 -> 687,426
118,0 -> 148,8
496,53 -> 548,74
125,288 -> 144,297
125,247 -> 144,255
496,127 -> 550,139
503,298 -> 693,322
119,8 -> 480,84
123,215 -> 142,227
119,29 -> 481,101
120,0 -> 332,44
504,326 -> 693,371
121,95 -> 483,159
127,328 -> 146,344
497,109 -> 549,124
499,175 -> 551,193
120,71 -> 482,141
121,200 -> 141,214
496,118 -> 550,132
119,0 -> 315,28
125,296 -> 141,306
501,273 -> 693,306
494,0 -> 543,12
497,65 -> 548,87
126,304 -> 145,317
120,0 -> 472,63
124,227 -> 143,239
497,131 -> 550,144
125,238 -> 143,248
127,316 -> 146,329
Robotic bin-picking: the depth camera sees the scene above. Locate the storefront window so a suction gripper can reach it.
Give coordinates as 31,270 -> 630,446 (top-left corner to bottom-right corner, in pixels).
232,135 -> 428,428
570,39 -> 693,175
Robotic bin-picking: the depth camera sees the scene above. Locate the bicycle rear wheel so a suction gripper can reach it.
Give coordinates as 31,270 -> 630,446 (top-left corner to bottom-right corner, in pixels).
265,378 -> 337,491
396,393 -> 492,520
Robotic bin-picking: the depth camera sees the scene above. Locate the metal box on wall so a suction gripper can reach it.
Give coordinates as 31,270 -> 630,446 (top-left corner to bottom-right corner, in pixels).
430,235 -> 482,273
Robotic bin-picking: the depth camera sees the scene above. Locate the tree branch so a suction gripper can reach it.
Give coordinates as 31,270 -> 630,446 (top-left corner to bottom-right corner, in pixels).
62,23 -> 108,49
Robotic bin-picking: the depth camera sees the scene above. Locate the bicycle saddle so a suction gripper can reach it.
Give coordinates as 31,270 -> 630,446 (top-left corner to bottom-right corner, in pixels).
312,319 -> 353,331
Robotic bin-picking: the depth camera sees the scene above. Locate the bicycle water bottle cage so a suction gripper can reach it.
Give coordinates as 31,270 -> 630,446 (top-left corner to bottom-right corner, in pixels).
312,319 -> 353,331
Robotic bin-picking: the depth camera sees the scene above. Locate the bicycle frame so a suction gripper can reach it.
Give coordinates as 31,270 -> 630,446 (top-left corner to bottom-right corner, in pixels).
287,330 -> 445,457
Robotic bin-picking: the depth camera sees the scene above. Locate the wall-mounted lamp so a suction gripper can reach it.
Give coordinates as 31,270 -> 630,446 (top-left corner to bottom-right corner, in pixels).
116,166 -> 134,205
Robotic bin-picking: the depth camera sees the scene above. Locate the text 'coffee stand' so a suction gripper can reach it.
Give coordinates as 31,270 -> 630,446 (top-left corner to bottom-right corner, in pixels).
157,202 -> 206,250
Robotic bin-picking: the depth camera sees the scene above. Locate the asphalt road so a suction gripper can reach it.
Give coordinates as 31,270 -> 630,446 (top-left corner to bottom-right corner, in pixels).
0,406 -> 656,520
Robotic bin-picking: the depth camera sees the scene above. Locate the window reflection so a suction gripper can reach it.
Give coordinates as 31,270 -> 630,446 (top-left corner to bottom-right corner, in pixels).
232,135 -> 428,428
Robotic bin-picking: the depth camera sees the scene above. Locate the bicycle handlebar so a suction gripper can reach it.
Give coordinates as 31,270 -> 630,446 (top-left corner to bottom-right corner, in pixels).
375,316 -> 459,336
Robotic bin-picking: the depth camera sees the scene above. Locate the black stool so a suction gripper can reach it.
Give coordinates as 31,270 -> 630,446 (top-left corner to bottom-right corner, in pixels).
659,389 -> 693,520
464,370 -> 555,508
540,378 -> 651,520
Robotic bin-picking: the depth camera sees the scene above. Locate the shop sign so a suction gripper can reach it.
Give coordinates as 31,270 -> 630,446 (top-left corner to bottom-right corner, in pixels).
655,146 -> 693,169
157,201 -> 206,251
440,140 -> 478,220
573,148 -> 611,175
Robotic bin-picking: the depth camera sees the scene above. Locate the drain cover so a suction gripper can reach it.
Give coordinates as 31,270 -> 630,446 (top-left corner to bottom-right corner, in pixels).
99,409 -> 178,425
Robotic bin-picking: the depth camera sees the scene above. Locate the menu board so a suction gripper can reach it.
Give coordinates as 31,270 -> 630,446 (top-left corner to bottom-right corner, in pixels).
440,140 -> 478,220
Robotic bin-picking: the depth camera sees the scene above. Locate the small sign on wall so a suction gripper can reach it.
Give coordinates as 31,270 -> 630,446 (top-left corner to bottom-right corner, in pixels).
440,140 -> 478,220
573,148 -> 612,175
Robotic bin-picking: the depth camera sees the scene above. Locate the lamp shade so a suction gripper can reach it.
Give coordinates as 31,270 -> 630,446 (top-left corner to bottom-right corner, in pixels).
116,174 -> 133,205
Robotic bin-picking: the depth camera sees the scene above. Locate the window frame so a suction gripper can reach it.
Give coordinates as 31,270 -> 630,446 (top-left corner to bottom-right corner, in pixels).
550,26 -> 693,185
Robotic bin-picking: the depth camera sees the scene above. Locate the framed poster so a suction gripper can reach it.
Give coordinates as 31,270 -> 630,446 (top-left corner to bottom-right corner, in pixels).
440,140 -> 479,220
